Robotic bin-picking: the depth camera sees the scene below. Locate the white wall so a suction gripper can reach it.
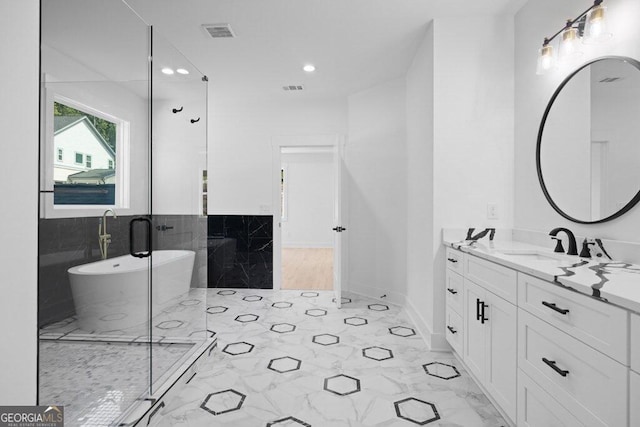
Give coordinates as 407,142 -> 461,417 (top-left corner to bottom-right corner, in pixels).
209,96 -> 347,215
515,0 -> 640,242
152,95 -> 207,215
346,78 -> 408,304
281,152 -> 334,248
0,0 -> 39,404
430,15 -> 515,348
405,24 -> 436,346
349,15 -> 515,349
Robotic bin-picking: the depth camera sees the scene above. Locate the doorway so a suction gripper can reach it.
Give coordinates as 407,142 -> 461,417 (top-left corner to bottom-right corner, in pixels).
272,136 -> 345,306
280,147 -> 335,290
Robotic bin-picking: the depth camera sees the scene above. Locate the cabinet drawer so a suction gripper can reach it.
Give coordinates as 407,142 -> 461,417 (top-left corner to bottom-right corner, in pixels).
445,307 -> 463,355
518,369 -> 584,427
465,254 -> 517,304
631,370 -> 640,427
518,309 -> 627,427
632,313 -> 640,373
445,269 -> 464,315
445,248 -> 464,274
518,273 -> 628,364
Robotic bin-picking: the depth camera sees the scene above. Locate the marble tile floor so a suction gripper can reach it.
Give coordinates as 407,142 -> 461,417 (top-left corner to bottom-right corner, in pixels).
155,289 -> 507,426
39,340 -> 194,427
39,289 -> 210,342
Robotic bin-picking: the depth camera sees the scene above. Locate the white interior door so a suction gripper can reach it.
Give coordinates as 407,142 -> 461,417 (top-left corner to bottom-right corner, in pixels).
332,141 -> 345,308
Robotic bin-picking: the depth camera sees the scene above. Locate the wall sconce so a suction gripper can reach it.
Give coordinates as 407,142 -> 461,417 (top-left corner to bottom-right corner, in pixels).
536,0 -> 613,75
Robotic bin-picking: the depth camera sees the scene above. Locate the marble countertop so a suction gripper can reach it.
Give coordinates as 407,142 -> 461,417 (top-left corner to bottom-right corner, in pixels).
443,237 -> 640,314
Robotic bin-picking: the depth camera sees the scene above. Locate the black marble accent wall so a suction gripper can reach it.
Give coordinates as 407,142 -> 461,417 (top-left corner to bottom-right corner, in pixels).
38,214 -> 207,327
207,215 -> 273,289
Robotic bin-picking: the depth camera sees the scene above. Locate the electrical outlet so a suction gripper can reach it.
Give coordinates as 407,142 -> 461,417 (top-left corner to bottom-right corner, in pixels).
487,203 -> 499,219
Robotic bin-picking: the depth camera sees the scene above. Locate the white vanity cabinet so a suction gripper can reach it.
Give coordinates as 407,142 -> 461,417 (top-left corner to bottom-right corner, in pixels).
632,313 -> 640,373
445,244 -> 637,426
631,371 -> 640,427
632,314 -> 640,427
445,248 -> 465,355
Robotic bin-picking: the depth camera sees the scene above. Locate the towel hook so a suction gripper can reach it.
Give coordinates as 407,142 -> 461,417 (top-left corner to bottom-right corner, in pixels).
190,117 -> 200,124
172,106 -> 183,113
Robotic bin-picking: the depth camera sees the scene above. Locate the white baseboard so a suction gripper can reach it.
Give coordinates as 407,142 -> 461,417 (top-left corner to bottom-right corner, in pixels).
345,283 -> 451,353
403,297 -> 451,352
346,282 -> 405,307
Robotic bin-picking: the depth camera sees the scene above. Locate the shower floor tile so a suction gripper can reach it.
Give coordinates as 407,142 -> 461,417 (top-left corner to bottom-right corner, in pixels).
39,340 -> 193,427
153,289 -> 507,426
39,288 -> 209,341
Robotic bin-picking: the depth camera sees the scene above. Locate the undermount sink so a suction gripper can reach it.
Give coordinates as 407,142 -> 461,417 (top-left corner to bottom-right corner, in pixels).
497,250 -> 565,262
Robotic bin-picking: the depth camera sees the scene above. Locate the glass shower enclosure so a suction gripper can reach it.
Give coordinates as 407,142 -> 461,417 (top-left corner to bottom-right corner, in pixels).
37,1 -> 208,425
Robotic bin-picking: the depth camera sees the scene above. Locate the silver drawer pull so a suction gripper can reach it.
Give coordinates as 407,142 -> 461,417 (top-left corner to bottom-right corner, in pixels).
447,326 -> 457,334
447,288 -> 458,295
447,257 -> 458,263
542,357 -> 569,377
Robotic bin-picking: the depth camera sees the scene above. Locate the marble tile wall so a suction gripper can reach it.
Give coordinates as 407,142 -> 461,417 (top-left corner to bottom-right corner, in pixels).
207,215 -> 273,289
38,215 -> 207,327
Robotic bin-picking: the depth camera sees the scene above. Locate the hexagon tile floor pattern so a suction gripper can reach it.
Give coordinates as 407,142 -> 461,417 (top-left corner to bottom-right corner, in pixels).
200,389 -> 246,416
324,374 -> 361,396
150,289 -> 508,427
394,397 -> 441,425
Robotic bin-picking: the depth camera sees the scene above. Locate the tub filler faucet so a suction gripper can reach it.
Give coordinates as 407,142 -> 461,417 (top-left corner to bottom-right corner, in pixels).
99,209 -> 117,259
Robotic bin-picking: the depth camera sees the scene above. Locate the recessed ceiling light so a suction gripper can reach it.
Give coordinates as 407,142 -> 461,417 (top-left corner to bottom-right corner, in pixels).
303,64 -> 316,73
176,68 -> 189,75
161,67 -> 174,75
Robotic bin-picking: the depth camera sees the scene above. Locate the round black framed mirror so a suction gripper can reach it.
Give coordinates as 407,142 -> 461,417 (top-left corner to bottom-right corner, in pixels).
537,56 -> 640,224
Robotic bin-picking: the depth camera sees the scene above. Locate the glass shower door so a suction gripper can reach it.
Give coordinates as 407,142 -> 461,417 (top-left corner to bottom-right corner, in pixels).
38,0 -> 153,425
149,30 -> 209,393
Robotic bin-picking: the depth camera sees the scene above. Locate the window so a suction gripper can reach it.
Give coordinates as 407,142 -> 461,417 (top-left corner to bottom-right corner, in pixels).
49,97 -> 127,209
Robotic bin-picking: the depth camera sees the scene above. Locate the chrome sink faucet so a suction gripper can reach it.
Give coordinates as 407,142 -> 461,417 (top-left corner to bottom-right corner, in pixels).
99,209 -> 117,259
549,227 -> 578,255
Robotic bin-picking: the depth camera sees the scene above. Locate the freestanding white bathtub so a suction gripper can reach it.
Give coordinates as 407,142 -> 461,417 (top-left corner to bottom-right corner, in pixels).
68,250 -> 195,332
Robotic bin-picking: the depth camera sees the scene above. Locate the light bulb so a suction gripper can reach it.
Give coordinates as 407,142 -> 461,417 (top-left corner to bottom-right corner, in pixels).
161,67 -> 174,75
536,44 -> 556,75
176,68 -> 189,75
303,64 -> 316,72
583,4 -> 612,44
558,27 -> 583,62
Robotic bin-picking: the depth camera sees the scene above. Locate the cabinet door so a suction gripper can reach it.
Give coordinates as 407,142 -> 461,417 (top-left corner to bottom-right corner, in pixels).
464,279 -> 486,381
631,371 -> 639,427
484,292 -> 517,422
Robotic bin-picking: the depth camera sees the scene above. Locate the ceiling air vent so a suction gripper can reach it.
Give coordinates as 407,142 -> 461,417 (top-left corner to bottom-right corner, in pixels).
599,77 -> 622,83
283,85 -> 304,91
202,24 -> 235,39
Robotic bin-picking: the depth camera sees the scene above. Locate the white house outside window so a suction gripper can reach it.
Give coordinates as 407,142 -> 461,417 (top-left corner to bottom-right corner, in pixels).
50,98 -> 127,207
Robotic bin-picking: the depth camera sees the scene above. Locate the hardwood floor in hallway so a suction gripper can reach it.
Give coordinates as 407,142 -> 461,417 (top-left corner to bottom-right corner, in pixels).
282,248 -> 333,290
